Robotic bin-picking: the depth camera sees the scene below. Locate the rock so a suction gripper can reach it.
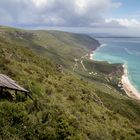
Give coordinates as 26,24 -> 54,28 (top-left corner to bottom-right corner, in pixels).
56,64 -> 64,74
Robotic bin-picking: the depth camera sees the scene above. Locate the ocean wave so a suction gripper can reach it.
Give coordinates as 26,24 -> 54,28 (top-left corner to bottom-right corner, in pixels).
124,48 -> 133,55
124,48 -> 140,56
132,50 -> 140,56
100,43 -> 107,47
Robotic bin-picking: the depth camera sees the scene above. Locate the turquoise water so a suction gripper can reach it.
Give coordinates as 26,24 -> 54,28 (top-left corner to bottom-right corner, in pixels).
94,38 -> 140,92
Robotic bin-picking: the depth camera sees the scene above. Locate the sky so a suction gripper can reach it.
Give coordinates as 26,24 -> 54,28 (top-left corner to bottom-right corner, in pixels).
0,0 -> 140,36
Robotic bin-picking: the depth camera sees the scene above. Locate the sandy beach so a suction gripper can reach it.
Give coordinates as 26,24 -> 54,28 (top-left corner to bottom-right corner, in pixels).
90,43 -> 140,101
89,44 -> 107,60
121,65 -> 140,100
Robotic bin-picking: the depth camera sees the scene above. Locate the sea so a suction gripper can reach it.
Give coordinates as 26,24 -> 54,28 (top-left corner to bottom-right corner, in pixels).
93,37 -> 140,92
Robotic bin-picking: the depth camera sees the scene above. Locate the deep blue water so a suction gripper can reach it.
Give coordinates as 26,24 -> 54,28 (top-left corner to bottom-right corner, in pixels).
94,38 -> 140,92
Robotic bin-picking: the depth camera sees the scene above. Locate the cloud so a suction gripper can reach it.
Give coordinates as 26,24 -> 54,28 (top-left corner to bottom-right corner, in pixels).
105,18 -> 140,28
0,0 -> 122,27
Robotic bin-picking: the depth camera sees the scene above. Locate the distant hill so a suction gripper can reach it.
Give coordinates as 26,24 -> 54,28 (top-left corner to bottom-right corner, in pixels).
0,26 -> 100,68
0,26 -> 140,140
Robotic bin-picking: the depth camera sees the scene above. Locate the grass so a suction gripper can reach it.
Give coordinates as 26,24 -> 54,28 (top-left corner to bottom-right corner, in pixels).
0,26 -> 140,139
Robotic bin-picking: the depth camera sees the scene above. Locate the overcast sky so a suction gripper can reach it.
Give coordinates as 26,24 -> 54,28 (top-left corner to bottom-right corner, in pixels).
1,0 -> 140,36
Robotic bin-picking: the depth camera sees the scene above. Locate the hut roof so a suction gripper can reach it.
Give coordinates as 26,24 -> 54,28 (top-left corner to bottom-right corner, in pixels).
0,74 -> 29,93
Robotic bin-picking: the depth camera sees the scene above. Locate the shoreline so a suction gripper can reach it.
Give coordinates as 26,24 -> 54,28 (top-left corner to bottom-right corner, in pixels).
89,44 -> 107,60
90,42 -> 140,101
121,65 -> 140,100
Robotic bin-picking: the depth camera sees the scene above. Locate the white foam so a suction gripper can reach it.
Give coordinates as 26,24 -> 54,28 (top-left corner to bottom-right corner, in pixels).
89,53 -> 94,60
100,43 -> 107,47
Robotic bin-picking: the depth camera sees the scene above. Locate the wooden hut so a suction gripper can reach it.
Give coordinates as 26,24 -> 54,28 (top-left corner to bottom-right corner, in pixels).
0,74 -> 30,100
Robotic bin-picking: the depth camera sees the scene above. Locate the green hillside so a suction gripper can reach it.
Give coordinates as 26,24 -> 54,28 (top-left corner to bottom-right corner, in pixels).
0,26 -> 140,140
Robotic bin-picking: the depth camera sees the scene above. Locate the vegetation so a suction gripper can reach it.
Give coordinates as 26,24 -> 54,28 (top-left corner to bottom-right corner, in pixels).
0,26 -> 140,140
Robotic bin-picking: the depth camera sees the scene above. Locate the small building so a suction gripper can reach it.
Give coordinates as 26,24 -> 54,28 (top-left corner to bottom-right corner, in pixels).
0,74 -> 30,100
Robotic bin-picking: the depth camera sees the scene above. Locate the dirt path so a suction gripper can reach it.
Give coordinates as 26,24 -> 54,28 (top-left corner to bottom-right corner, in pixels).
73,54 -> 88,71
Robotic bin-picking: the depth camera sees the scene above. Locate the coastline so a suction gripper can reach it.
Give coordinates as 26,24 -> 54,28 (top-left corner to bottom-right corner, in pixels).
90,42 -> 140,101
89,44 -> 107,60
121,65 -> 140,100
